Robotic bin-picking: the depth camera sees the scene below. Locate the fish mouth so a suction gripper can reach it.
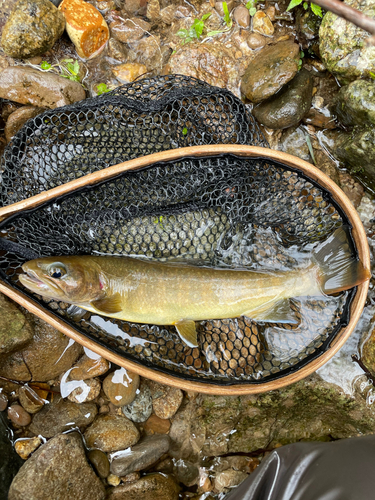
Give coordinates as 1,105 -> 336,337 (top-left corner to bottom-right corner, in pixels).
19,267 -> 63,297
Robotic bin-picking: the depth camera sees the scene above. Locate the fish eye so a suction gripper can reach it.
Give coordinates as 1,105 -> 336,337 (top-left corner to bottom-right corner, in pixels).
48,264 -> 67,279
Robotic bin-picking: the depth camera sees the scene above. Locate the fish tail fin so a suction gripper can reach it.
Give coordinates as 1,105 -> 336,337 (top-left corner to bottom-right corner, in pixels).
312,226 -> 370,294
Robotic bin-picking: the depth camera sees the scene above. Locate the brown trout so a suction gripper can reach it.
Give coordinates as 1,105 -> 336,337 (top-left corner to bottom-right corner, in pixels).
19,227 -> 369,347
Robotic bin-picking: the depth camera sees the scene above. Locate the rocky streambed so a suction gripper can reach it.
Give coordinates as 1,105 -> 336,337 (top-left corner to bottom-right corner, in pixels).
1,0 -> 375,498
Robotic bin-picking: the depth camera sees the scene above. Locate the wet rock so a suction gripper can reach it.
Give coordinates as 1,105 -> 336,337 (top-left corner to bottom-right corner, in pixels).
5,106 -> 44,143
303,96 -> 336,129
8,432 -> 105,500
143,414 -> 171,435
362,322 -> 375,377
253,69 -> 313,129
314,148 -> 341,186
146,0 -> 159,21
88,449 -> 110,478
338,171 -> 365,208
0,66 -> 86,108
246,32 -> 266,50
29,398 -> 97,437
112,62 -> 147,83
7,405 -> 31,427
127,34 -> 163,71
214,469 -> 248,494
108,473 -> 121,486
241,40 -> 300,103
209,455 -> 260,474
0,413 -> 23,497
252,11 -> 274,36
107,37 -> 128,61
319,0 -> 375,84
18,385 -> 45,414
296,7 -> 321,49
67,377 -> 101,403
110,16 -> 150,43
122,380 -> 152,423
233,5 -> 250,28
0,293 -> 33,356
103,368 -> 139,407
84,414 -> 140,452
69,353 -> 110,381
334,79 -> 375,127
1,0 -> 65,59
169,374 -> 375,461
173,459 -> 199,487
160,5 -> 175,24
14,437 -> 42,460
148,381 -> 183,419
122,0 -> 148,15
110,434 -> 170,476
278,125 -> 311,162
168,42 -> 239,97
106,473 -> 180,500
0,392 -> 8,411
0,351 -> 31,382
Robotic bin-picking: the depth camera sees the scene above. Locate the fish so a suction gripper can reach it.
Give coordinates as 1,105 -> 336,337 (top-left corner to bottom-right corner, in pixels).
19,226 -> 370,348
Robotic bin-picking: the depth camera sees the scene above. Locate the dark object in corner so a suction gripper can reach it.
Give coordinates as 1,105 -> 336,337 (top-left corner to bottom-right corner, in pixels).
0,412 -> 23,500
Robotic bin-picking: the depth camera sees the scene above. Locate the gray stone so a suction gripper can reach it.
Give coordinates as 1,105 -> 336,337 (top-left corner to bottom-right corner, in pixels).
319,0 -> 375,84
0,66 -> 86,108
253,69 -> 313,129
334,79 -> 375,127
122,380 -> 152,423
8,432 -> 105,500
1,0 -> 65,59
241,40 -> 300,103
0,293 -> 33,356
29,398 -> 97,438
278,126 -> 311,162
106,473 -> 180,500
110,434 -> 170,476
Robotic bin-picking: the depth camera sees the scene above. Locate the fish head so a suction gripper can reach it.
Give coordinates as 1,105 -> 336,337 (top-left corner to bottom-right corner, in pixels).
19,256 -> 105,304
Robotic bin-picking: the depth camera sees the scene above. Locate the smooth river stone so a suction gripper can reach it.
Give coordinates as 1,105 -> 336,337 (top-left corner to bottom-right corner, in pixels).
84,414 -> 140,453
103,368 -> 140,407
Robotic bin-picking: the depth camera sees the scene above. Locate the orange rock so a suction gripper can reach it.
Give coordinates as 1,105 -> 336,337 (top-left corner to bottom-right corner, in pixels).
112,63 -> 147,83
143,414 -> 171,435
59,0 -> 109,59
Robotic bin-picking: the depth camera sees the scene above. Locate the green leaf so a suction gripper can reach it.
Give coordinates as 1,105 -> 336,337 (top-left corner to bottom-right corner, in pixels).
192,18 -> 205,38
305,134 -> 316,166
97,83 -> 109,95
286,0 -> 303,11
370,71 -> 375,80
176,28 -> 188,38
201,12 -> 211,21
246,0 -> 252,8
72,60 -> 80,74
303,1 -> 308,8
40,61 -> 52,70
61,58 -> 74,63
310,2 -> 323,16
300,51 -> 305,58
182,127 -> 188,135
223,1 -> 232,27
249,7 -> 256,16
206,29 -> 225,36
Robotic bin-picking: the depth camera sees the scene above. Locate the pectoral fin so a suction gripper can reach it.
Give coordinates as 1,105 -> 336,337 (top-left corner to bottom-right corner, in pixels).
91,294 -> 123,314
244,299 -> 300,326
174,320 -> 198,348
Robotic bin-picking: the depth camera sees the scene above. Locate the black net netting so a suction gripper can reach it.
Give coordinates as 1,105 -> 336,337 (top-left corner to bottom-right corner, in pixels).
0,76 -> 356,385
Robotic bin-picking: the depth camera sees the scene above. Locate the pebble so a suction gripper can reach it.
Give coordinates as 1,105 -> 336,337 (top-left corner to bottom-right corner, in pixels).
122,380 -> 152,423
106,473 -> 180,500
0,392 -> 8,411
84,414 -> 140,453
265,5 -> 276,21
103,368 -> 140,407
7,405 -> 31,427
88,449 -> 110,478
146,0 -> 160,21
110,16 -> 151,44
18,385 -> 45,414
69,354 -> 110,381
252,11 -> 274,36
112,63 -> 147,83
246,32 -> 266,50
66,377 -> 101,404
173,458 -> 199,487
14,437 -> 42,460
213,469 -> 248,493
107,38 -> 128,61
5,106 -> 44,143
107,473 -> 121,486
143,414 -> 171,435
109,434 -> 170,476
148,381 -> 183,420
121,472 -> 140,483
233,5 -> 250,28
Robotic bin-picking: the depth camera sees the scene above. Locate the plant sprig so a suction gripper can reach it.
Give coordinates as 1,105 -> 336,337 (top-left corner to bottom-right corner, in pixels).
286,0 -> 323,17
176,13 -> 212,44
222,1 -> 233,27
96,83 -> 110,95
39,59 -> 83,83
246,0 -> 257,17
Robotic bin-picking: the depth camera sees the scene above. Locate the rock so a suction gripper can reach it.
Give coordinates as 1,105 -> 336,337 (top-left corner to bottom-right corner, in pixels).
252,11 -> 274,36
18,385 -> 45,414
127,34 -> 164,71
112,62 -> 147,83
160,5 -> 175,24
106,473 -> 180,500
88,449 -> 110,478
168,42 -> 240,97
319,0 -> 375,84
110,16 -> 150,43
213,469 -> 248,493
173,459 -> 199,487
122,380 -> 152,423
253,69 -> 313,129
0,392 -> 8,411
209,455 -> 260,474
146,0 -> 159,21
7,405 -> 31,427
143,414 -> 171,435
296,7 -> 321,49
14,437 -> 42,460
0,351 -> 31,382
313,148 -> 341,186
103,368 -> 139,407
0,67 -> 86,109
233,5 -> 250,28
0,294 -> 33,356
29,398 -> 97,437
1,0 -> 65,59
108,473 -> 121,486
110,434 -> 170,476
59,0 -> 109,59
241,40 -> 300,103
169,374 -> 375,462
5,106 -> 44,143
69,354 -> 110,381
148,381 -> 183,420
338,171 -> 365,208
8,432 -> 105,500
84,414 -> 140,452
0,413 -> 23,497
278,125 -> 311,162
303,96 -> 336,129
66,377 -> 101,403
107,37 -> 128,61
246,32 -> 266,50
122,0 -> 148,15
334,79 -> 375,127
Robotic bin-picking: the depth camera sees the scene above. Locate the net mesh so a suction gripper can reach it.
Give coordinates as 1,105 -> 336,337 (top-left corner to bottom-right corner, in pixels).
0,75 -> 355,385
